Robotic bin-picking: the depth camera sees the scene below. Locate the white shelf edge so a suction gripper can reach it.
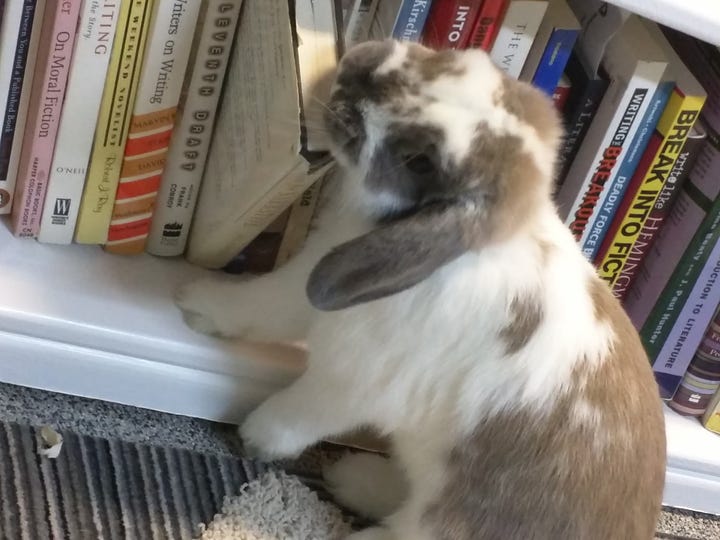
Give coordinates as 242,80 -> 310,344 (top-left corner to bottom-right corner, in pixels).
3,325 -> 720,514
606,0 -> 720,46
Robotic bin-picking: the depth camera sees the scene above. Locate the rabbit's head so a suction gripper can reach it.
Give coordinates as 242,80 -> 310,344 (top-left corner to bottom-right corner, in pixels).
309,41 -> 563,311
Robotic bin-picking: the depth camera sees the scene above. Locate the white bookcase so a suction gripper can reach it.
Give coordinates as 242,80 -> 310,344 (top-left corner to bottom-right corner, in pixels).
1,0 -> 720,516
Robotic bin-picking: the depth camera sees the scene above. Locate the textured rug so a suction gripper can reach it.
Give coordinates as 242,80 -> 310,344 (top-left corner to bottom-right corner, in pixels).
1,382 -> 720,539
0,421 -> 271,539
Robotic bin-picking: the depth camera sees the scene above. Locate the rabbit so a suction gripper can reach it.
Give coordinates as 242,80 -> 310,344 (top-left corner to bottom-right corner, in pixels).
175,40 -> 667,540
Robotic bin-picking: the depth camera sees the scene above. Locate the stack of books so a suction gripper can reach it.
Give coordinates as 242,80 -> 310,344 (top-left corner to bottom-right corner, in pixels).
2,0 -> 720,434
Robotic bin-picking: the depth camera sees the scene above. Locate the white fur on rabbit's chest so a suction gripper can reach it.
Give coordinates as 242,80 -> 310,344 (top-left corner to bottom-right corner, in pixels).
306,233 -> 614,435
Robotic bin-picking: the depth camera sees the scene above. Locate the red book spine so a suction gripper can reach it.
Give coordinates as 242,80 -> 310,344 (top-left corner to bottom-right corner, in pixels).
593,133 -> 663,267
422,0 -> 484,49
467,0 -> 509,51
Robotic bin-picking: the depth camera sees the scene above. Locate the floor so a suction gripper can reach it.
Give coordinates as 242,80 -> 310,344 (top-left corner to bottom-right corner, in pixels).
1,381 -> 719,539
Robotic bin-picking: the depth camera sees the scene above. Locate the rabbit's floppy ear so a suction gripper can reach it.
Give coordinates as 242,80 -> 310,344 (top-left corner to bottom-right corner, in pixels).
307,199 -> 476,311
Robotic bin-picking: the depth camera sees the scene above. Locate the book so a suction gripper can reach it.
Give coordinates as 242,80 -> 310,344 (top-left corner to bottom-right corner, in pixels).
595,86 -> 705,291
0,0 -> 46,214
74,0 -> 155,244
582,82 -> 674,262
611,125 -> 706,300
38,0 -> 123,244
294,0 -> 340,152
554,51 -> 609,185
702,388 -> 720,435
0,0 -> 26,211
467,0 -> 508,51
184,0 -> 333,269
273,177 -> 325,268
10,0 -> 82,238
552,74 -> 571,111
489,0 -> 548,79
368,0 -> 403,40
104,0 -> 202,254
556,15 -> 668,245
670,307 -> 720,416
392,0 -> 435,42
421,0 -> 484,50
344,0 -> 380,48
649,225 -> 720,400
224,177 -> 324,274
624,120 -> 720,331
519,0 -> 579,96
145,0 -> 244,258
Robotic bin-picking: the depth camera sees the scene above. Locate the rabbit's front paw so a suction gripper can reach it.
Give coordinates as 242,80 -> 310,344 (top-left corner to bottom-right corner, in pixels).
175,278 -> 253,338
239,407 -> 308,461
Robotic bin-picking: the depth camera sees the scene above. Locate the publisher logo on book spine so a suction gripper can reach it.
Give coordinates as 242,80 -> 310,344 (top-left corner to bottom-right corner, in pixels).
161,222 -> 183,244
51,198 -> 71,225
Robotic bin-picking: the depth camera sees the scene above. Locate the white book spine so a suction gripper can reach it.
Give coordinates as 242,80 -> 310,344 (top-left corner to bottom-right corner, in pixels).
558,61 -> 667,231
146,0 -> 243,257
37,0 -> 122,243
345,0 -> 379,47
0,0 -> 46,214
489,1 -> 548,79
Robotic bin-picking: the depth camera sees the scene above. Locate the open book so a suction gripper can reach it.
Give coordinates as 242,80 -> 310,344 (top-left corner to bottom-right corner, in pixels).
185,0 -> 339,269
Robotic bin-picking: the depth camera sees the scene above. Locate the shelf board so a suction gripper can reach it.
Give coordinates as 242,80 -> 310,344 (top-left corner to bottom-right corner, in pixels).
607,0 -> 720,45
2,222 -> 720,513
0,220 -> 304,421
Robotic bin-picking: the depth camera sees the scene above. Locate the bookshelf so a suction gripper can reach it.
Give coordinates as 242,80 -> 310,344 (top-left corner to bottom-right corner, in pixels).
1,0 -> 720,518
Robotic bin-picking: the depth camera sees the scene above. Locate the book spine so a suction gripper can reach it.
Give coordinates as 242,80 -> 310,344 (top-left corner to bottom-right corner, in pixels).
554,53 -> 608,185
104,0 -> 201,254
595,90 -> 705,289
391,0 -> 435,42
624,128 -> 720,330
702,388 -> 720,434
488,1 -> 548,79
38,0 -> 123,244
145,0 -> 242,257
563,63 -> 666,246
580,82 -> 673,261
467,0 -> 508,51
274,177 -> 324,268
10,0 -> 82,237
75,0 -> 154,244
613,128 -> 706,300
530,28 -> 578,96
421,0 -> 482,50
652,237 -> 720,400
551,75 -> 571,112
0,0 -> 25,176
640,188 -> 720,366
670,308 -> 720,416
0,0 -> 44,214
345,0 -> 380,47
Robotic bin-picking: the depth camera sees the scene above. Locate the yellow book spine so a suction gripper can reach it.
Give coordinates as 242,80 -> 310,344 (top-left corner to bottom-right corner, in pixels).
74,0 -> 155,244
596,89 -> 705,286
703,389 -> 720,434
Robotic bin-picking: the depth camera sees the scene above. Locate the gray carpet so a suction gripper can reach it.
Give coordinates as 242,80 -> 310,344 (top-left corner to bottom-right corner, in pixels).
1,382 -> 719,539
0,421 -> 269,539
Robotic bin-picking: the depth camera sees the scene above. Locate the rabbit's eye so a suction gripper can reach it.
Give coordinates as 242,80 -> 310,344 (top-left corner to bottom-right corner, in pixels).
404,153 -> 435,176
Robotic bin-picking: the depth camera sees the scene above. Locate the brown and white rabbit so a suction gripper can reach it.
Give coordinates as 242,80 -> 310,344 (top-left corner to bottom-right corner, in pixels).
176,41 -> 667,540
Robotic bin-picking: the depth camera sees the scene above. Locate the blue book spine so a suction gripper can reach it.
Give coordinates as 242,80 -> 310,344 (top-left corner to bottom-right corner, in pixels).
531,28 -> 579,96
391,0 -> 435,42
580,81 -> 675,261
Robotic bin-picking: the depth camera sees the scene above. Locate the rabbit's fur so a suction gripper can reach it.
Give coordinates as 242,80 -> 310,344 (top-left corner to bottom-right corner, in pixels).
176,41 -> 666,540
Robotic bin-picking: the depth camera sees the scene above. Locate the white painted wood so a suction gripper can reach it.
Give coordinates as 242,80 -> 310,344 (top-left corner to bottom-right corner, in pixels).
607,0 -> 720,45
